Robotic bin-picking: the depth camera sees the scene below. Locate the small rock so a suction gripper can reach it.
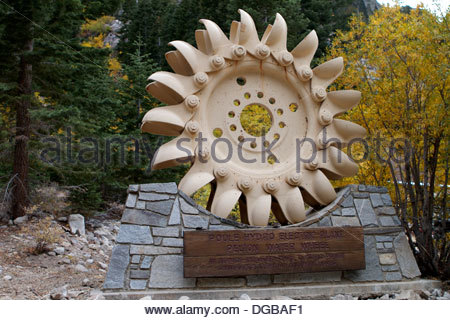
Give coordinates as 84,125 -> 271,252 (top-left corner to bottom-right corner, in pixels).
83,253 -> 92,258
239,294 -> 251,300
178,296 -> 190,300
70,238 -> 79,246
54,247 -> 65,255
62,241 -> 71,247
0,265 -> 3,275
88,244 -> 97,250
379,294 -> 390,300
97,261 -> 108,269
47,251 -> 56,256
86,259 -> 94,264
68,214 -> 85,236
13,216 -> 28,225
140,296 -> 153,300
8,219 -> 13,225
3,275 -> 12,281
395,290 -> 421,300
62,258 -> 71,264
68,290 -> 83,299
75,264 -> 88,273
431,288 -> 442,297
82,278 -> 91,287
50,285 -> 68,300
56,216 -> 68,222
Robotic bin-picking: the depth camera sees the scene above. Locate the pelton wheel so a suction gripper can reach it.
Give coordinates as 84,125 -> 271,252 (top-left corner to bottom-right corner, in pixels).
142,10 -> 366,226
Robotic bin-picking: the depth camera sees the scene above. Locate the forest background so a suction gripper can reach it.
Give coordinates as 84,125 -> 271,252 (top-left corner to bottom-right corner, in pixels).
0,0 -> 448,278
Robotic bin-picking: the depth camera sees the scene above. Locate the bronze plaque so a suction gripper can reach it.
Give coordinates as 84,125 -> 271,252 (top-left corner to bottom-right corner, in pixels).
183,226 -> 365,277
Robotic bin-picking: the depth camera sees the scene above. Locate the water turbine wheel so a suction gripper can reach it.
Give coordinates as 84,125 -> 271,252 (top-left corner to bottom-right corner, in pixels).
142,10 -> 366,226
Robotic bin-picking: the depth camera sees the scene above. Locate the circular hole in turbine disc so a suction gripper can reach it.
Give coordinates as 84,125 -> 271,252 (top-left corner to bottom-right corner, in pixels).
228,111 -> 235,118
240,104 -> 273,137
250,141 -> 257,148
213,128 -> 223,138
268,155 -> 277,164
230,124 -> 237,131
234,99 -> 240,106
269,97 -> 276,104
257,92 -> 264,98
277,108 -> 283,116
244,92 -> 251,99
279,121 -> 286,128
289,103 -> 298,112
236,77 -> 246,86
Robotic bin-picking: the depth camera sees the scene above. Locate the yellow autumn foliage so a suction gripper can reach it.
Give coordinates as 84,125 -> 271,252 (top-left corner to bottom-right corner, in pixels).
326,6 -> 449,197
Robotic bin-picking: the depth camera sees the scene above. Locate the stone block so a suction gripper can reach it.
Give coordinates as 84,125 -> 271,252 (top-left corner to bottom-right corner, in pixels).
103,245 -> 130,289
376,243 -> 384,250
340,195 -> 354,208
394,233 -> 421,279
331,209 -> 341,216
209,217 -> 221,225
379,253 -> 397,265
381,264 -> 400,272
182,215 -> 209,229
341,208 -> 356,216
274,271 -> 342,284
140,256 -> 154,269
126,193 -> 137,208
130,280 -> 147,290
145,200 -> 174,215
354,199 -> 378,227
344,236 -> 384,282
358,185 -> 367,191
168,198 -> 181,226
375,207 -> 396,216
135,201 -> 146,210
379,216 -> 396,227
179,198 -> 199,214
139,192 -> 171,201
130,245 -> 182,255
130,269 -> 150,279
152,227 -> 180,237
392,216 -> 402,226
149,255 -> 195,288
369,193 -> 384,207
366,186 -> 388,193
162,238 -> 184,247
331,216 -> 360,227
353,192 -> 369,198
384,242 -> 393,249
140,183 -> 178,194
128,184 -> 139,193
153,237 -> 162,246
197,278 -> 246,288
116,225 -> 153,245
375,236 -> 393,242
121,209 -> 168,227
318,216 -> 332,227
246,275 -> 272,287
381,193 -> 393,206
385,272 -> 402,281
131,255 -> 141,264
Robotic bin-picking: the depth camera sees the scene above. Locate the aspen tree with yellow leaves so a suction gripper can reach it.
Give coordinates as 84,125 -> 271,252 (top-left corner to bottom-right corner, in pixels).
327,5 -> 449,278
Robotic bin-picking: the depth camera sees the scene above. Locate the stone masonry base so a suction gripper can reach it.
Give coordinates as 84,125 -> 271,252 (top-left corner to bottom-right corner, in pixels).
102,183 -> 434,299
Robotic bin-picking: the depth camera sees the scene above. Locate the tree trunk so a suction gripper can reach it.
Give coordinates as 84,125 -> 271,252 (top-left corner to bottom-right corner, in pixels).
11,38 -> 33,218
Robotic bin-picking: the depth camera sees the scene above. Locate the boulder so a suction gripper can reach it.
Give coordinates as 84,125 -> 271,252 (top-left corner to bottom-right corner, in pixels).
68,214 -> 85,236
